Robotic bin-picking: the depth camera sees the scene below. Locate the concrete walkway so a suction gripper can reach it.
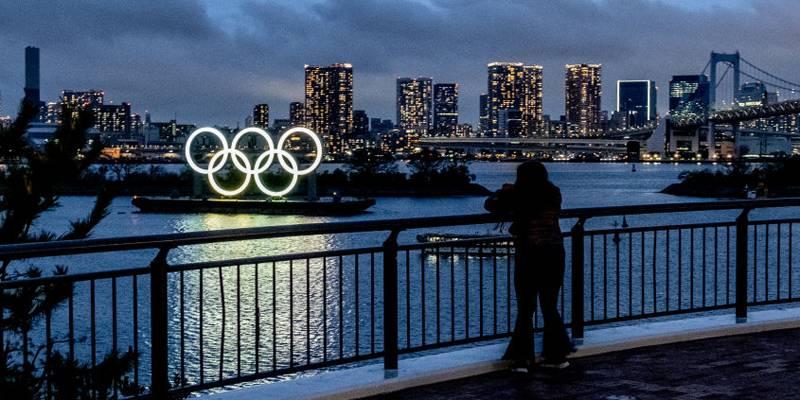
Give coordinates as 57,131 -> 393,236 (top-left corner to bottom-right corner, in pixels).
367,328 -> 800,399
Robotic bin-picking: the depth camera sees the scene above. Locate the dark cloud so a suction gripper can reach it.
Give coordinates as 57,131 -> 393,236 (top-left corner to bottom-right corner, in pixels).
1,0 -> 799,127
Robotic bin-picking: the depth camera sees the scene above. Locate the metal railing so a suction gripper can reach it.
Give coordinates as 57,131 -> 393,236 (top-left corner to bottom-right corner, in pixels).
2,198 -> 800,398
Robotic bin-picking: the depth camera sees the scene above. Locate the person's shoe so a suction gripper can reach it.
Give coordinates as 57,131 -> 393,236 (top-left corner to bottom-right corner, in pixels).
539,359 -> 570,369
509,360 -> 529,373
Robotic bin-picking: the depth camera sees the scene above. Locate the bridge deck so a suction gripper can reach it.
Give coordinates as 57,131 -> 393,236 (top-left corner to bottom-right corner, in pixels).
369,328 -> 800,399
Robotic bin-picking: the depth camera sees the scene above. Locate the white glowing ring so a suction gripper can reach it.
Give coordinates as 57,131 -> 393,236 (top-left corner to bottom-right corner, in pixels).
184,126 -> 323,197
276,127 -> 323,175
185,127 -> 229,174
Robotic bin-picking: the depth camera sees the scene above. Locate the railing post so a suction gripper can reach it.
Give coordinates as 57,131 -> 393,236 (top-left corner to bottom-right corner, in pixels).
735,208 -> 751,323
570,218 -> 587,344
383,229 -> 401,370
150,247 -> 170,397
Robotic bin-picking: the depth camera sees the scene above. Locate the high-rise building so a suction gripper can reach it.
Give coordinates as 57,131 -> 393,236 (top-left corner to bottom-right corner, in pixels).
565,64 -> 602,135
616,80 -> 657,128
253,103 -> 269,128
352,110 -> 369,136
396,77 -> 433,143
736,82 -> 768,107
669,75 -> 709,117
24,46 -> 41,107
304,63 -> 353,154
97,102 -> 131,133
61,90 -> 104,123
370,118 -> 393,135
289,101 -> 304,126
433,83 -> 458,136
486,62 -> 543,137
479,93 -> 489,136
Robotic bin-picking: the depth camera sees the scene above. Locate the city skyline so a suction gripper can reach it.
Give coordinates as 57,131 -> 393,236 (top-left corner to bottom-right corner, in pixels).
1,0 -> 799,127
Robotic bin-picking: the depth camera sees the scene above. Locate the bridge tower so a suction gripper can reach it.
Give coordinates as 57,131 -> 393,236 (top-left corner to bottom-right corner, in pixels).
706,51 -> 741,159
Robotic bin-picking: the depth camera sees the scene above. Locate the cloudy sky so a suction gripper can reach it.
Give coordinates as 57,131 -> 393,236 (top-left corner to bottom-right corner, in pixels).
1,0 -> 798,127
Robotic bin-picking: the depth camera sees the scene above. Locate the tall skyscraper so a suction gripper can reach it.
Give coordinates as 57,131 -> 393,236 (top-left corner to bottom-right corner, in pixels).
486,62 -> 543,137
24,46 -> 41,107
669,74 -> 709,117
304,63 -> 353,154
289,101 -> 304,126
433,83 -> 458,136
479,93 -> 489,136
565,64 -> 602,135
396,77 -> 433,143
253,103 -> 269,128
616,80 -> 657,127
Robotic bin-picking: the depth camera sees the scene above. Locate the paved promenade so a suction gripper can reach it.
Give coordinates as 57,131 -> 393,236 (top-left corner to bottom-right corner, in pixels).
367,328 -> 800,399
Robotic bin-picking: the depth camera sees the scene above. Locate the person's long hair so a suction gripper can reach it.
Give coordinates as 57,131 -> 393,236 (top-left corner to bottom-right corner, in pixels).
515,160 -> 550,193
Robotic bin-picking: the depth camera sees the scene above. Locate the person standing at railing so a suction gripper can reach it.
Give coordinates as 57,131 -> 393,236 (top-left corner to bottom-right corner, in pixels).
484,160 -> 575,371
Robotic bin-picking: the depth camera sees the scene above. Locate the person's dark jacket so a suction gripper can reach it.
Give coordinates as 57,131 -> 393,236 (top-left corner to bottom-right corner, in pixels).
484,182 -> 563,247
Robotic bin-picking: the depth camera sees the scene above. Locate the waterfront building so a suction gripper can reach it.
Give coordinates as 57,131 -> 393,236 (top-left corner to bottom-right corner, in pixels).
455,123 -> 473,137
370,118 -> 393,135
487,62 -> 543,137
479,93 -> 489,136
253,103 -> 269,128
272,118 -> 291,134
616,80 -> 657,128
396,77 -> 433,144
152,120 -> 195,143
97,102 -> 131,134
565,63 -> 602,135
304,63 -> 353,155
668,74 -> 709,117
290,101 -> 304,126
61,90 -> 104,122
433,83 -> 458,136
353,110 -> 369,136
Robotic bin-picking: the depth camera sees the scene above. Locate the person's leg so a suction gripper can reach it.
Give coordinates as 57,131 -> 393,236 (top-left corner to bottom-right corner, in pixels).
503,246 -> 536,363
537,245 -> 572,362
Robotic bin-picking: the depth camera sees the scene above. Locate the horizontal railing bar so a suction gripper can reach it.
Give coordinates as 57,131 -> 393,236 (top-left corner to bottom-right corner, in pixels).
0,266 -> 149,289
2,198 -> 798,260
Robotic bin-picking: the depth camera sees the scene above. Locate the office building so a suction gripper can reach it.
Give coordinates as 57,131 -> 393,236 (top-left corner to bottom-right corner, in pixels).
479,93 -> 489,136
486,62 -> 543,137
97,102 -> 131,133
669,74 -> 710,117
289,101 -> 304,126
61,90 -> 104,122
253,103 -> 269,128
353,110 -> 369,136
304,63 -> 354,154
565,64 -> 602,135
396,77 -> 433,144
433,83 -> 458,136
370,118 -> 393,135
616,80 -> 657,128
152,120 -> 196,143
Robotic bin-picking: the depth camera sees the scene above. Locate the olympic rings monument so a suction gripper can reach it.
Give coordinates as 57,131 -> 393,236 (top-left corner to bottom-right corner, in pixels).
131,126 -> 375,215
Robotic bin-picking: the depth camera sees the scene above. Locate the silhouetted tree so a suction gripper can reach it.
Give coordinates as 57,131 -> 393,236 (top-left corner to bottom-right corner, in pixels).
0,100 -> 139,398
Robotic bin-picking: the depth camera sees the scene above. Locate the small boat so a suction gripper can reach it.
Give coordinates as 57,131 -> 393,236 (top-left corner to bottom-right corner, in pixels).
131,196 -> 375,216
416,232 -> 512,256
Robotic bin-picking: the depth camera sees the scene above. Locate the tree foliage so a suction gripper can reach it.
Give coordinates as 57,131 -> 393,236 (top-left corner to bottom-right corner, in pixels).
0,101 -> 137,398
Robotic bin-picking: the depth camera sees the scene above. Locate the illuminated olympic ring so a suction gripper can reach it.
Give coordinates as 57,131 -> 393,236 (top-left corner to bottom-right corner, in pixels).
184,126 -> 323,197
